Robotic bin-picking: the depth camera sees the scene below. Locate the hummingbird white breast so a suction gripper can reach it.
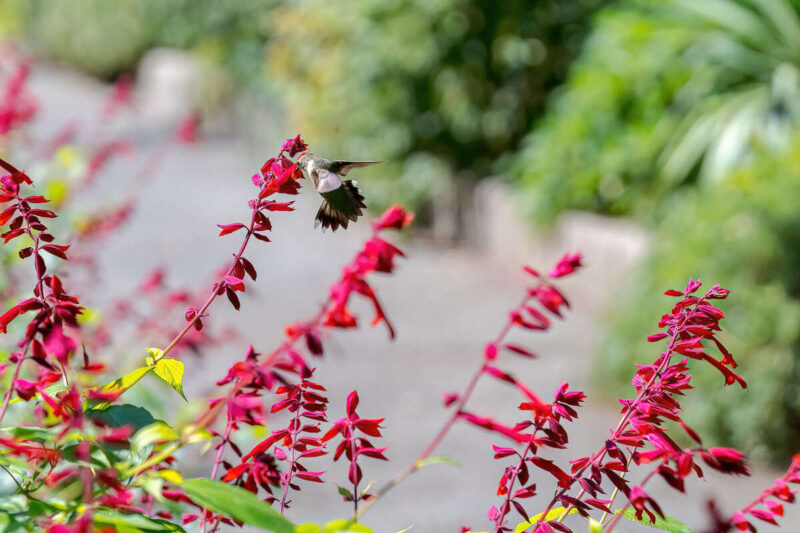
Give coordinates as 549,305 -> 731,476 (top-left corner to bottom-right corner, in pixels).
315,168 -> 343,193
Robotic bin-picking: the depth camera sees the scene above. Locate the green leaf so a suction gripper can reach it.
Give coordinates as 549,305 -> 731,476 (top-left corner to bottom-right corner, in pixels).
589,518 -> 603,533
93,508 -> 187,531
0,453 -> 33,469
514,508 -> 578,533
182,478 -> 294,533
620,509 -> 694,533
415,456 -> 460,468
0,511 -> 30,532
136,473 -> 165,502
87,404 -> 157,432
94,366 -> 153,407
1,426 -> 55,443
323,520 -> 373,533
151,358 -> 186,401
7,383 -> 69,406
337,485 -> 353,501
42,383 -> 69,397
131,422 -> 179,451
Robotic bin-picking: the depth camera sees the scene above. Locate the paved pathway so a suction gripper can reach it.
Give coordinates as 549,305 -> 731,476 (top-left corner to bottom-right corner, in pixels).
22,62 -> 798,533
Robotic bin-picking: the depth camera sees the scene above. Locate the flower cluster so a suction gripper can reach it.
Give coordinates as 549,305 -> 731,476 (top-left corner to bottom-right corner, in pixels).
323,391 -> 388,516
222,366 -> 329,513
200,203 -> 412,529
0,156 -> 143,531
0,158 -> 82,408
523,281 -> 746,532
324,205 -> 414,337
490,383 -> 586,532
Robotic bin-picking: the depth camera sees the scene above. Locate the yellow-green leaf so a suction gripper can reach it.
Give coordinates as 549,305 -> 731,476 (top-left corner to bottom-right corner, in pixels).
514,507 -> 578,533
295,526 -> 322,533
323,520 -> 373,533
145,347 -> 164,365
156,469 -> 183,484
415,456 -> 460,468
152,358 -> 186,401
131,422 -> 179,451
589,518 -> 603,533
92,366 -> 152,407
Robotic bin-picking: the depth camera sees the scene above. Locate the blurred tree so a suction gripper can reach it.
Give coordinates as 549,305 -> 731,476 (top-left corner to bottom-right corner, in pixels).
515,0 -> 800,222
265,0 -> 606,223
0,0 -> 274,82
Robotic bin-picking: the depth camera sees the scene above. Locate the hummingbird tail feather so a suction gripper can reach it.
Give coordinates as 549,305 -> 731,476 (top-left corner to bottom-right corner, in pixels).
315,180 -> 366,232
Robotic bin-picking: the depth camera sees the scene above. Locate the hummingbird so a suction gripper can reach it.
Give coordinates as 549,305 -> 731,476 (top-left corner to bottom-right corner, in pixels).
297,152 -> 382,231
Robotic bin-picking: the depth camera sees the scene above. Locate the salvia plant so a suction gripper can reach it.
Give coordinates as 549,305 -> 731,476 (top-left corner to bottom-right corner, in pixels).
2,55 -> 800,533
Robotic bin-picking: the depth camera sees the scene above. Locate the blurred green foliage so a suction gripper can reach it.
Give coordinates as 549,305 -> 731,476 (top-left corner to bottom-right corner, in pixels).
515,0 -> 800,222
0,0 -> 606,213
265,0 -> 605,211
529,0 -> 800,463
0,0 -> 274,83
599,141 -> 800,463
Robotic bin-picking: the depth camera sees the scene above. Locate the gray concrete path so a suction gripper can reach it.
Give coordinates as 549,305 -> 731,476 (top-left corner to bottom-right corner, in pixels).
21,62 -> 799,533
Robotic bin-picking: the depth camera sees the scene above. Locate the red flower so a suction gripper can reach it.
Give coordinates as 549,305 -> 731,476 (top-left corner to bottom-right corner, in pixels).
548,252 -> 582,278
373,205 -> 414,231
281,135 -> 308,157
176,113 -> 201,144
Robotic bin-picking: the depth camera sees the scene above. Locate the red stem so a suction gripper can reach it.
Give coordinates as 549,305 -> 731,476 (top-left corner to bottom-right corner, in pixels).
349,423 -> 360,520
0,351 -> 26,425
156,176 -> 265,362
602,469 -> 659,532
356,292 -> 532,519
0,176 -> 54,425
493,419 -> 546,532
279,385 -> 306,514
200,420 -> 234,533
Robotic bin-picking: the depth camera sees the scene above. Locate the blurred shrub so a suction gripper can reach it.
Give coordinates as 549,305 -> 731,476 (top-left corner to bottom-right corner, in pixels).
599,141 -> 800,464
513,0 -> 800,463
265,0 -> 605,211
25,0 -> 156,79
515,0 -> 800,222
150,0 -> 276,89
0,0 -> 273,81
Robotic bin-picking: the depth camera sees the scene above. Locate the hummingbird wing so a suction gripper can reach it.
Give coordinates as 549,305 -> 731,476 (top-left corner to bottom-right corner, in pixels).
328,160 -> 383,176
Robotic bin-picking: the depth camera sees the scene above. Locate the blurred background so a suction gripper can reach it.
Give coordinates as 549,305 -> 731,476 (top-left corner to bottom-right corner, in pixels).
2,0 -> 800,530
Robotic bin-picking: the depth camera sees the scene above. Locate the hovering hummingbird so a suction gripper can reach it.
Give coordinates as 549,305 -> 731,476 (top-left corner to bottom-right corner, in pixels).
297,152 -> 382,231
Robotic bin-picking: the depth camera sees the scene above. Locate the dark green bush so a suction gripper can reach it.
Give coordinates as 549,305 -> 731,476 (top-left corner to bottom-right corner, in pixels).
265,0 -> 605,211
514,0 -> 800,222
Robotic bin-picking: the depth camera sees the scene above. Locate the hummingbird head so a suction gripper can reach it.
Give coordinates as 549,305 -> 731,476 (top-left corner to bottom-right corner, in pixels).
297,152 -> 311,168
